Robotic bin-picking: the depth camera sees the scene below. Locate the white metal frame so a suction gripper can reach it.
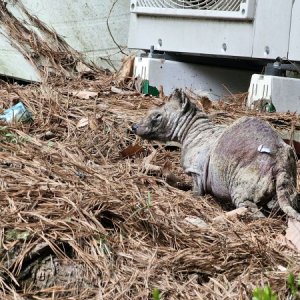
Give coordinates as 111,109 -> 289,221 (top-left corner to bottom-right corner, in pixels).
128,0 -> 300,61
131,0 -> 256,20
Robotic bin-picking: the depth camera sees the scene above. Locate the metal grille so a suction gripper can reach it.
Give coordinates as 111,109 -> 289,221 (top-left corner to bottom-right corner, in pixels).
136,0 -> 244,11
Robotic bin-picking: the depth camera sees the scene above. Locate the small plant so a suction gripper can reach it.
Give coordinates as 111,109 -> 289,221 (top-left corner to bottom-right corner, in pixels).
287,273 -> 300,299
252,286 -> 277,300
152,288 -> 161,300
253,274 -> 300,300
0,126 -> 29,144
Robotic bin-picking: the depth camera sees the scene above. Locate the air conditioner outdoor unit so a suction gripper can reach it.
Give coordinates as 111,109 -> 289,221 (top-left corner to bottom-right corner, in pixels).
128,0 -> 300,113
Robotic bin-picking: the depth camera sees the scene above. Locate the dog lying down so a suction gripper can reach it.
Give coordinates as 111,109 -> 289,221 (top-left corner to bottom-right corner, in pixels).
132,89 -> 300,220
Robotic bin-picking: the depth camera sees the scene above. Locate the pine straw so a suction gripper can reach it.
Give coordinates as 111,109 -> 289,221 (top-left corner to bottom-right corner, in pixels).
0,1 -> 95,79
0,75 -> 300,300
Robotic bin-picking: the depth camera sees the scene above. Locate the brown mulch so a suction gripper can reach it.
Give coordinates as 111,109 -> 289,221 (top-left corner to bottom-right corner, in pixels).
0,72 -> 300,300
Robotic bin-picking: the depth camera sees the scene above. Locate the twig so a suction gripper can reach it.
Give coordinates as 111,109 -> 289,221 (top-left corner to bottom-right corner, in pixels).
106,0 -> 128,57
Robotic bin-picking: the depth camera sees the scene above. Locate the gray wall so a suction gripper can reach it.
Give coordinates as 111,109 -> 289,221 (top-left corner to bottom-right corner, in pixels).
0,0 -> 131,81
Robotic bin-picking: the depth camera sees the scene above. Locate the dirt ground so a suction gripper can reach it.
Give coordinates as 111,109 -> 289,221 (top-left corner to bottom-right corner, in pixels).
0,71 -> 300,300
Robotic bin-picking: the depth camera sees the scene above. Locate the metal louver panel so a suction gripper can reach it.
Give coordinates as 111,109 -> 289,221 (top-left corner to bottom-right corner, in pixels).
131,0 -> 256,20
137,0 -> 240,11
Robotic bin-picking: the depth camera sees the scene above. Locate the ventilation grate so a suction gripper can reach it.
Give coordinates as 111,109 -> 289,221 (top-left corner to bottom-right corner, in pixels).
131,0 -> 256,20
136,0 -> 244,11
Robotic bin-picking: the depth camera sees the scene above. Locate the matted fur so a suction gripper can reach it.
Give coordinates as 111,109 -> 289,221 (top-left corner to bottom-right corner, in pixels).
133,89 -> 300,219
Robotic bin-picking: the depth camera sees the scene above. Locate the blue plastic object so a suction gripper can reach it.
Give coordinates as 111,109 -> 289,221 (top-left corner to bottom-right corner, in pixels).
0,102 -> 32,123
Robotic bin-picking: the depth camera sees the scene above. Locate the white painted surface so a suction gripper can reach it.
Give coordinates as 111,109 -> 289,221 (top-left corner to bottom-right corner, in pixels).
247,74 -> 300,113
17,0 -> 130,69
129,0 -> 300,62
289,0 -> 300,60
0,29 -> 40,81
128,13 -> 254,57
252,0 -> 293,60
131,0 -> 256,20
0,0 -> 131,81
134,57 -> 253,99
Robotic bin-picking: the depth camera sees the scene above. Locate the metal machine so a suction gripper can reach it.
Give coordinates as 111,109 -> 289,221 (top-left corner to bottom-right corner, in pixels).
128,0 -> 300,112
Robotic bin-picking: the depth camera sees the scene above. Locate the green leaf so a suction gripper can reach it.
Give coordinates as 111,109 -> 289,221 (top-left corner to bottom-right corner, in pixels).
288,273 -> 297,296
152,288 -> 160,300
252,286 -> 277,300
297,274 -> 300,288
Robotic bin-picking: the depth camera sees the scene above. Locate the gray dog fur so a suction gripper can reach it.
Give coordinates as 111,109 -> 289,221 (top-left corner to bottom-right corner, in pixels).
132,89 -> 300,220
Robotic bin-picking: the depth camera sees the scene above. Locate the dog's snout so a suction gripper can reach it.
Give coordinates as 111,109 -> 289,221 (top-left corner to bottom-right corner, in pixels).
131,124 -> 138,133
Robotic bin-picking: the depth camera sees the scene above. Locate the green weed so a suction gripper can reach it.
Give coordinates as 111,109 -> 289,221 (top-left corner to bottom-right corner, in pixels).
0,126 -> 29,144
253,273 -> 300,300
152,288 -> 161,300
287,273 -> 300,299
252,286 -> 277,300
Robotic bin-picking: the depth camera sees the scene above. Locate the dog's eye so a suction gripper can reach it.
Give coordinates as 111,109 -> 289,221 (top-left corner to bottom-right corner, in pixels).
151,113 -> 162,126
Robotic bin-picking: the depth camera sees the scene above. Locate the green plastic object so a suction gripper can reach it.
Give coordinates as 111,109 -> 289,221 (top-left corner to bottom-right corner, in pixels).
265,102 -> 276,113
142,80 -> 159,97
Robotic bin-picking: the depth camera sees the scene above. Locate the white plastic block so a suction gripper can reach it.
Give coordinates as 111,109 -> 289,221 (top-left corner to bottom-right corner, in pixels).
247,74 -> 300,113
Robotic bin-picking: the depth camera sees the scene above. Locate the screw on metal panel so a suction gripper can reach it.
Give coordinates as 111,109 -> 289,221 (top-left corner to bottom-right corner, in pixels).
265,46 -> 270,55
131,3 -> 135,10
222,43 -> 227,52
241,9 -> 245,14
158,38 -> 162,47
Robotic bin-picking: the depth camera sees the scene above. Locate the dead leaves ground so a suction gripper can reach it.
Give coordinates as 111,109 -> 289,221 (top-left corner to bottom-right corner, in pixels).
0,74 -> 299,300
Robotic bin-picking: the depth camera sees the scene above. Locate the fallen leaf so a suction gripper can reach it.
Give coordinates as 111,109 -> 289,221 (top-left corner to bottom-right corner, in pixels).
143,163 -> 161,174
115,55 -> 135,83
184,216 -> 208,229
120,144 -> 144,158
111,86 -> 139,96
161,160 -> 172,177
72,90 -> 98,99
198,96 -> 212,112
76,61 -> 92,73
285,218 -> 300,253
277,265 -> 287,272
213,207 -> 249,224
142,150 -> 156,167
76,117 -> 89,128
89,117 -> 98,131
158,85 -> 165,99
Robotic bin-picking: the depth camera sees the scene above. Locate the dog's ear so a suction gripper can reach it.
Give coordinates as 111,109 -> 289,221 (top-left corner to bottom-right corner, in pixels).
168,89 -> 181,102
169,89 -> 191,112
179,90 -> 191,113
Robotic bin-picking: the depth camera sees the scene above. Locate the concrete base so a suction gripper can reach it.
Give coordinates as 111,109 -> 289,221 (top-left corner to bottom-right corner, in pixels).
134,56 -> 253,99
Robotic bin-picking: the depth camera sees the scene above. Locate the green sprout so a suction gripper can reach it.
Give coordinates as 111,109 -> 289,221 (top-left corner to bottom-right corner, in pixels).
252,286 -> 277,300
